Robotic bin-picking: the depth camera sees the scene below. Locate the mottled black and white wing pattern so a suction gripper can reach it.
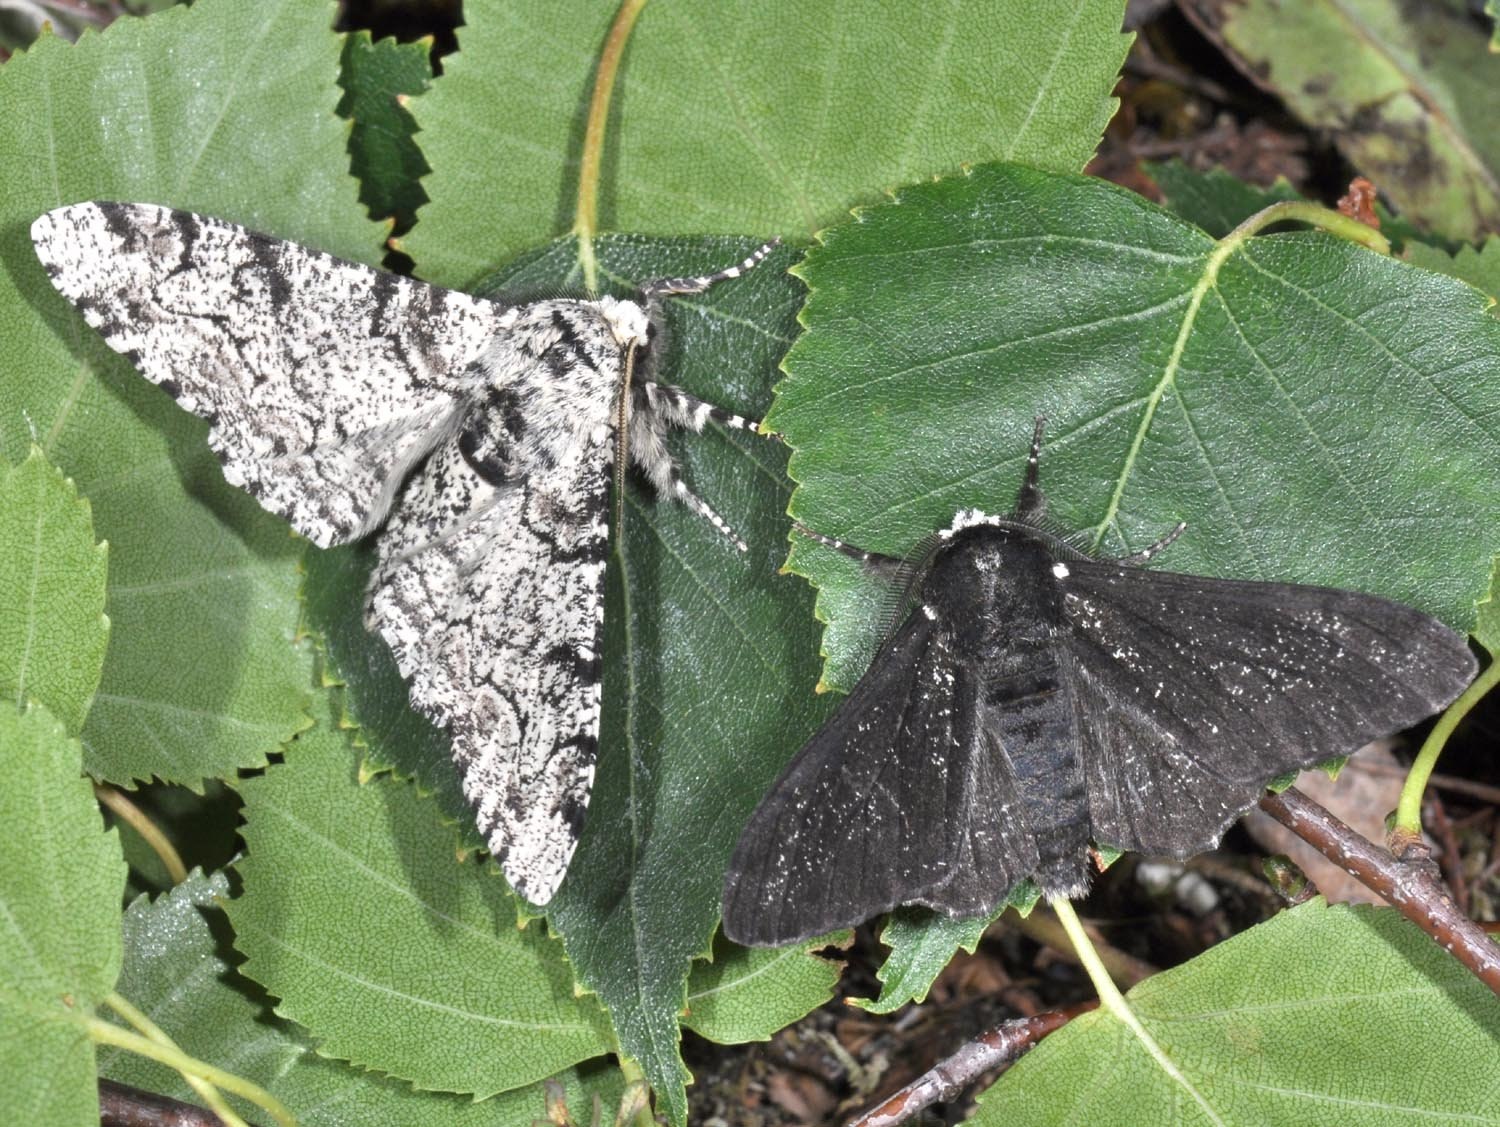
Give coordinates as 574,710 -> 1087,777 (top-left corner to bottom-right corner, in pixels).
723,419 -> 1477,946
33,201 -> 777,906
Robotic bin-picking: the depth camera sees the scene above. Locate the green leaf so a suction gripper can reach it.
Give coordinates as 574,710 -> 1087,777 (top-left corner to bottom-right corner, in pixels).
1146,161 -> 1301,238
103,869 -> 628,1127
771,162 -> 1500,692
1406,236 -> 1500,308
0,0 -> 385,787
0,448 -> 108,733
1205,0 -> 1500,243
0,700 -> 126,1126
683,933 -> 847,1044
228,686 -> 613,1098
862,910 -> 990,1014
338,30 -> 432,232
969,901 -> 1500,1123
857,880 -> 1038,1014
405,0 -> 1131,285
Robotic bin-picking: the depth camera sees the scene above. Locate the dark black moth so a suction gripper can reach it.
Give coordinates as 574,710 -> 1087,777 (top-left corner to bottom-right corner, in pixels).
722,419 -> 1477,947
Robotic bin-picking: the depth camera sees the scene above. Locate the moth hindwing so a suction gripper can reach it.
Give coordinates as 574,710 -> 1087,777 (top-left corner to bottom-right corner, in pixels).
722,418 -> 1477,946
32,201 -> 779,906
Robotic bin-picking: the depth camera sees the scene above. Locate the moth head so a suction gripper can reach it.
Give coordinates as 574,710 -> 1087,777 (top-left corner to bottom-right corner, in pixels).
596,296 -> 651,351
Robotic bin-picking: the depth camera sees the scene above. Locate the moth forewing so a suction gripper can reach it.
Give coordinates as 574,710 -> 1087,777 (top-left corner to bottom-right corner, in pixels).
33,200 -> 779,906
723,421 -> 1477,947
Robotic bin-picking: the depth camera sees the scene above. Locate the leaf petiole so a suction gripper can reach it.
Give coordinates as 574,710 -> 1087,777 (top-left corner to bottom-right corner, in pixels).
1396,653 -> 1500,834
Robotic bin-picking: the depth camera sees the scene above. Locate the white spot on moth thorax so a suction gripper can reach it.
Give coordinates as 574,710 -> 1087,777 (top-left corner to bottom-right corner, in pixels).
946,508 -> 1002,535
1052,562 -> 1070,579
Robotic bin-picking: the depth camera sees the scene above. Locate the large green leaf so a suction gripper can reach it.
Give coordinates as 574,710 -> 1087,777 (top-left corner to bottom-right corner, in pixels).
0,700 -> 126,1126
228,687 -> 614,1098
102,869 -> 627,1127
970,901 -> 1500,1123
1184,0 -> 1500,244
771,162 -> 1500,692
0,448 -> 108,733
0,0 -> 383,787
405,0 -> 1131,286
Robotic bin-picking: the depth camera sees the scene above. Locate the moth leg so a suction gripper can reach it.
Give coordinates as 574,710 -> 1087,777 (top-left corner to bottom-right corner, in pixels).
667,469 -> 748,552
1012,415 -> 1049,520
625,397 -> 750,551
1115,521 -> 1187,565
640,381 -> 764,435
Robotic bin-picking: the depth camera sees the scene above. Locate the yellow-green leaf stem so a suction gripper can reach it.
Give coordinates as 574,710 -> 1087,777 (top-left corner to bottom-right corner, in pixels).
617,1057 -> 655,1127
104,992 -> 247,1126
92,999 -> 296,1127
1050,897 -> 1223,1126
573,0 -> 649,291
1396,657 -> 1500,833
94,783 -> 187,885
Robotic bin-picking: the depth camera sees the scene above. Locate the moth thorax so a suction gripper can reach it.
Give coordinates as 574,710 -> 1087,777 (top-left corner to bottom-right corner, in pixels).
924,525 -> 1064,655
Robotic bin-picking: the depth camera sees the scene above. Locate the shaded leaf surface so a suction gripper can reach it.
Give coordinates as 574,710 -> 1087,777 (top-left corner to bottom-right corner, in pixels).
103,869 -> 627,1127
970,901 -> 1500,1124
0,448 -> 107,732
1146,161 -> 1300,238
683,934 -> 847,1044
406,0 -> 1130,285
0,701 -> 125,1126
771,162 -> 1500,692
1474,557 -> 1500,656
0,0 -> 382,786
228,688 -> 613,1098
1184,0 -> 1500,243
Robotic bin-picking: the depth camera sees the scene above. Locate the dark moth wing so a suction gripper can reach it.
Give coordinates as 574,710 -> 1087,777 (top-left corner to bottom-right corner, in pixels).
721,611 -> 1038,947
1062,560 -> 1478,861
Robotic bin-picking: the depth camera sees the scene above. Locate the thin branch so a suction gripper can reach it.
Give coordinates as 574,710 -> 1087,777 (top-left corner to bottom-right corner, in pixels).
1259,787 -> 1500,996
99,1078 -> 258,1127
845,1013 -> 1071,1127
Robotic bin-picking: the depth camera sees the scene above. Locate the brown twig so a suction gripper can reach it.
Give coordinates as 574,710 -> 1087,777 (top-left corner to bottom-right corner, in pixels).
1258,787 -> 1500,996
99,1078 -> 254,1127
844,1012 -> 1074,1127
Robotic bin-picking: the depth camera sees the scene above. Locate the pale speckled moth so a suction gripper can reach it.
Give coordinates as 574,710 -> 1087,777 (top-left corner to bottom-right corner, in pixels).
33,201 -> 777,905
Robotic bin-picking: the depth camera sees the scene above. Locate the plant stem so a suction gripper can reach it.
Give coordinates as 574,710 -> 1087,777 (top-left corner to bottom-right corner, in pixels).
616,1055 -> 655,1127
92,999 -> 297,1127
1221,200 -> 1391,255
95,783 -> 187,884
1397,654 -> 1500,833
574,0 -> 649,292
